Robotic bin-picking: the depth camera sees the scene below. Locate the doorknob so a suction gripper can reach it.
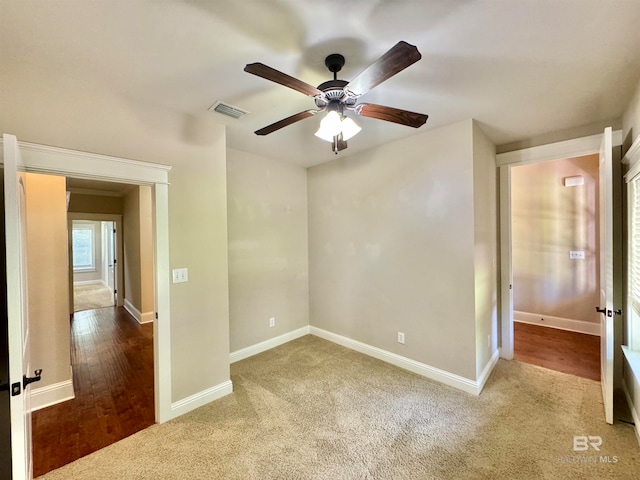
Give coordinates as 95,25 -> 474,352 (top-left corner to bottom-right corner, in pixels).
596,307 -> 606,313
614,309 -> 623,316
23,369 -> 42,389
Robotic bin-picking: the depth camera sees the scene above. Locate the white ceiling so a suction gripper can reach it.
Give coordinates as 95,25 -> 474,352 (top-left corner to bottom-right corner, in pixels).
2,0 -> 640,167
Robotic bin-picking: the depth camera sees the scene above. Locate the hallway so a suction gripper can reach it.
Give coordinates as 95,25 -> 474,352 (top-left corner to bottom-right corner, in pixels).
32,307 -> 154,477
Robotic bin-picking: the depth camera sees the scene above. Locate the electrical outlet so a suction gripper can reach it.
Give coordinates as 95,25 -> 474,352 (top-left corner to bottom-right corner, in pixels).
398,332 -> 405,344
269,316 -> 275,328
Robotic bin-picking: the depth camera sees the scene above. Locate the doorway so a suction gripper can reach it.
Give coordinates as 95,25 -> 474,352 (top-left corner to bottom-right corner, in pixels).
510,154 -> 601,380
71,220 -> 116,312
2,136 -> 172,479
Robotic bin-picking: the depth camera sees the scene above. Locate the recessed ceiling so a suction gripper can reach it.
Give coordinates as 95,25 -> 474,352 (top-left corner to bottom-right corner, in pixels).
2,0 -> 640,167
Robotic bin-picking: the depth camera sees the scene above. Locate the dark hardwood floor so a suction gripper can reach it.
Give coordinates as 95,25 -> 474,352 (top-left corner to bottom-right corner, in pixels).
32,306 -> 154,477
514,322 -> 600,381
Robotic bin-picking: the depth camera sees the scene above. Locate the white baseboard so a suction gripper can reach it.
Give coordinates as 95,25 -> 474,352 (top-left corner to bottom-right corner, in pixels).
73,279 -> 105,286
514,311 -> 600,336
230,326 -> 311,363
309,326 -> 492,396
622,378 -> 640,446
169,380 -> 233,419
477,349 -> 500,392
124,298 -> 153,324
30,374 -> 75,412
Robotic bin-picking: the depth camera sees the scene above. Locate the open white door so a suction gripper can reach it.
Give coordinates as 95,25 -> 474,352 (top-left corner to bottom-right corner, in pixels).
598,126 -> 614,425
3,133 -> 37,479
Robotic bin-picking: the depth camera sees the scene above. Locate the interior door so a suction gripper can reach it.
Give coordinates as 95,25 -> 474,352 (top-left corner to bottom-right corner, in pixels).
598,126 -> 614,425
107,222 -> 116,303
3,133 -> 33,479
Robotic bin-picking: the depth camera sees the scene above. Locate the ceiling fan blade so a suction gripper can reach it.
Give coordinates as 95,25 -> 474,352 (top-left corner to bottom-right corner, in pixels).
245,63 -> 323,98
254,110 -> 319,136
344,41 -> 422,97
355,103 -> 428,128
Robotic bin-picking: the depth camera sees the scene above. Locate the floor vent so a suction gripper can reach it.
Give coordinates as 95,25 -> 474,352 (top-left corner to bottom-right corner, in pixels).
208,101 -> 249,119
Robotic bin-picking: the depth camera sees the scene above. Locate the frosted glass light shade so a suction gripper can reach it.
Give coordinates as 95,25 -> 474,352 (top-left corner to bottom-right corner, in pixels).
314,112 -> 362,143
341,117 -> 361,141
315,111 -> 342,142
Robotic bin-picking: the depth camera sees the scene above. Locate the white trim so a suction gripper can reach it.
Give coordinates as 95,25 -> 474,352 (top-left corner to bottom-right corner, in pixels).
624,135 -> 640,182
514,311 -> 601,336
169,380 -> 233,419
0,138 -> 171,185
124,298 -> 154,324
230,326 -> 311,363
499,166 -> 514,359
29,372 -> 75,412
73,279 -> 106,286
496,130 -> 623,166
477,349 -> 500,392
124,298 -> 141,323
621,375 -> 640,446
309,327 -> 493,396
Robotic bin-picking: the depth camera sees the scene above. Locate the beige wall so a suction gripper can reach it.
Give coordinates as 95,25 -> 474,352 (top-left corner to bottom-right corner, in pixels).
25,173 -> 71,389
68,193 -> 123,214
139,185 -> 154,315
511,155 -> 600,324
227,148 -> 309,352
0,70 -> 230,402
472,122 -> 498,377
308,120 -> 484,380
123,187 -> 142,310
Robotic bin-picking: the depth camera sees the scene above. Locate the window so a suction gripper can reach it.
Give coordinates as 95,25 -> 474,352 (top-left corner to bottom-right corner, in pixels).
72,224 -> 95,271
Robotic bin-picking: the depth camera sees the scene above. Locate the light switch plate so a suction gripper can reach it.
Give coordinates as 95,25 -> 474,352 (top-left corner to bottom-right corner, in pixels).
569,251 -> 585,260
172,268 -> 189,283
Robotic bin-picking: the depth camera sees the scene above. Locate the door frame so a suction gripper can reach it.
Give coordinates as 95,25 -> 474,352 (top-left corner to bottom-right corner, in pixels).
67,213 -> 124,311
0,138 -> 173,424
497,130 -> 623,359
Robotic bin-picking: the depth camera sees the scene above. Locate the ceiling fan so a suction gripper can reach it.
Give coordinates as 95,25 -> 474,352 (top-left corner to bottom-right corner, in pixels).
244,41 -> 429,154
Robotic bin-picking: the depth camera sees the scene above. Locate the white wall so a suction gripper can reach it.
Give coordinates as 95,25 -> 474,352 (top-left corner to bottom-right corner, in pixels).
227,148 -> 309,352
308,119 -> 486,381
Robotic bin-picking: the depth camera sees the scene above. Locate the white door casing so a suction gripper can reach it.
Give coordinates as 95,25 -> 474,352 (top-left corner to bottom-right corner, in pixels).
599,126 -> 615,425
3,134 -> 33,479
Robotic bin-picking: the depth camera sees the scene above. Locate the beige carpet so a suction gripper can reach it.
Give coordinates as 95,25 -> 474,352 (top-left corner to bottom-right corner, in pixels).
73,283 -> 114,312
38,335 -> 640,479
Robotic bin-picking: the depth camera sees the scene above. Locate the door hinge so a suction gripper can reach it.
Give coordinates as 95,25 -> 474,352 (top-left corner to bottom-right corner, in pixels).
114,259 -> 117,264
155,312 -> 158,320
114,289 -> 117,294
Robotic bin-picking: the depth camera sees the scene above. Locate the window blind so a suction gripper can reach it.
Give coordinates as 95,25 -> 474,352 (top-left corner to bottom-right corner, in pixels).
631,179 -> 640,315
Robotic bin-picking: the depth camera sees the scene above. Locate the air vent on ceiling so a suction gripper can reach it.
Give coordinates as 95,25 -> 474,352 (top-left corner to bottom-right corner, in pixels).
208,101 -> 249,119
